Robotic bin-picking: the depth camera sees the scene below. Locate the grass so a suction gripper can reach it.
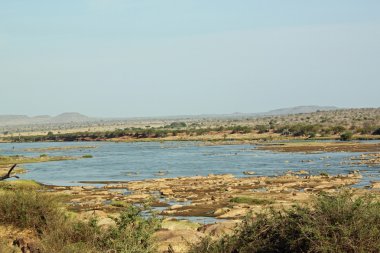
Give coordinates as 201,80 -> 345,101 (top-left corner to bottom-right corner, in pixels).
110,200 -> 129,207
0,179 -> 41,190
23,146 -> 97,152
0,189 -> 62,232
0,155 -> 78,166
190,191 -> 380,253
82,154 -> 93,158
230,196 -> 274,205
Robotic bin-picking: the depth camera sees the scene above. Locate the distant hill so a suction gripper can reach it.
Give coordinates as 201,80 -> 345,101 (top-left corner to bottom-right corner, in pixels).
0,112 -> 94,126
0,106 -> 340,126
51,112 -> 91,123
263,106 -> 339,116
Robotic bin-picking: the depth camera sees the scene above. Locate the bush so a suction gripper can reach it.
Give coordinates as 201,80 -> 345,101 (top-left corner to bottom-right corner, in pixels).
373,128 -> 380,135
0,189 -> 62,231
254,125 -> 269,134
230,197 -> 274,205
40,205 -> 161,253
0,188 -> 161,253
329,125 -> 346,134
189,191 -> 380,253
340,131 -> 353,141
229,125 -> 253,134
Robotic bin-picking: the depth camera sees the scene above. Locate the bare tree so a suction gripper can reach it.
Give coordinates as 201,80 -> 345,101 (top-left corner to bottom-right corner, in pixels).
0,164 -> 19,181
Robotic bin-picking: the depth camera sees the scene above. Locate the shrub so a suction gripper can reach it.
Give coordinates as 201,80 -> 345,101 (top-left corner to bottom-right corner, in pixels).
230,197 -> 274,205
0,189 -> 62,231
40,205 -> 161,253
340,131 -> 353,141
165,122 -> 187,128
254,125 -> 269,134
0,188 -> 161,253
229,125 -> 253,134
189,191 -> 380,253
329,125 -> 346,134
373,128 -> 380,135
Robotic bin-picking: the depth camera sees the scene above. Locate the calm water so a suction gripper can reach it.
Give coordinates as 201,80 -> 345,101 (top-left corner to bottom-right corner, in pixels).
0,141 -> 379,187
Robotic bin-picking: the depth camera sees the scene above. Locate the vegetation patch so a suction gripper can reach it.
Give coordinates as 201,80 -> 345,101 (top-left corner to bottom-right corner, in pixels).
230,196 -> 274,205
110,200 -> 129,207
190,191 -> 380,253
0,187 -> 161,253
23,146 -> 97,152
0,179 -> 41,191
0,155 -> 78,166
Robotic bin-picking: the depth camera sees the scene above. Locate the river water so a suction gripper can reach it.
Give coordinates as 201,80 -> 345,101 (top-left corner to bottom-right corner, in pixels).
0,141 -> 379,187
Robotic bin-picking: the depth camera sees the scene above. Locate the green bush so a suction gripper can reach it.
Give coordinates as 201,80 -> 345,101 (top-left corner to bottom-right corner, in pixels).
254,125 -> 269,134
189,191 -> 380,253
340,131 -> 353,141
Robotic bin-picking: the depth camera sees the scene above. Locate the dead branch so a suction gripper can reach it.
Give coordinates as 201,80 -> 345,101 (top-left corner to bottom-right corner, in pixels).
0,164 -> 18,181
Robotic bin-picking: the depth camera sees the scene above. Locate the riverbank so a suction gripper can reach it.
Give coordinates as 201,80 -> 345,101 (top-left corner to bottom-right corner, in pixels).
1,139 -> 380,252
257,141 -> 380,153
1,171 -> 380,252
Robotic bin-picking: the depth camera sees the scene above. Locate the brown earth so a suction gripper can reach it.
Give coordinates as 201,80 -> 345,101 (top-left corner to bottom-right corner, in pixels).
257,142 -> 380,153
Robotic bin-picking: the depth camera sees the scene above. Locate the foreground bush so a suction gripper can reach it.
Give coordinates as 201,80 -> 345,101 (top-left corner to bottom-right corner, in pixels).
0,188 -> 160,253
189,191 -> 380,253
0,189 -> 62,232
40,205 -> 160,253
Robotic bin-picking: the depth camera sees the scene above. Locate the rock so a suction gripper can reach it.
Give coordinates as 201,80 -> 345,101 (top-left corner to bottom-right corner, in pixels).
371,181 -> 380,189
70,186 -> 84,192
243,171 -> 256,175
82,186 -> 96,190
160,188 -> 173,196
218,208 -> 248,219
161,219 -> 200,231
295,170 -> 309,175
213,207 -> 230,216
155,229 -> 204,253
170,204 -> 183,210
198,221 -> 238,237
97,217 -> 116,228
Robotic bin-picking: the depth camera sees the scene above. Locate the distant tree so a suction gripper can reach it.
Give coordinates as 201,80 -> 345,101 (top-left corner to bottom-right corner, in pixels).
373,128 -> 380,135
165,122 -> 187,128
340,131 -> 353,141
329,125 -> 346,134
254,125 -> 269,134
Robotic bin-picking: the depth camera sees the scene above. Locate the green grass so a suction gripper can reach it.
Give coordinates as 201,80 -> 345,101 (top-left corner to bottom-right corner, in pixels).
190,191 -> 380,253
0,179 -> 41,191
81,154 -> 93,158
110,200 -> 128,207
0,155 -> 77,166
230,196 -> 274,205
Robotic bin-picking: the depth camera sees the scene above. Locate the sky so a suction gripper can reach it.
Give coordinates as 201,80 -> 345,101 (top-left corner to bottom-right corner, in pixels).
1,0 -> 379,117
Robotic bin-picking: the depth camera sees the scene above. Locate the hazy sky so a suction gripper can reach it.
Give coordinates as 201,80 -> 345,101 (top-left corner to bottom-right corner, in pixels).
1,0 -> 379,117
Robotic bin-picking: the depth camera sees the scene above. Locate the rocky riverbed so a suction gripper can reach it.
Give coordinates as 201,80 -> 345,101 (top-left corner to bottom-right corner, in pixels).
39,171 -> 375,252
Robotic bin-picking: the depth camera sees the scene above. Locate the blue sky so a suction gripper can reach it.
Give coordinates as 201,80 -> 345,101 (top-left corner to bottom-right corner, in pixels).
1,0 -> 379,117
